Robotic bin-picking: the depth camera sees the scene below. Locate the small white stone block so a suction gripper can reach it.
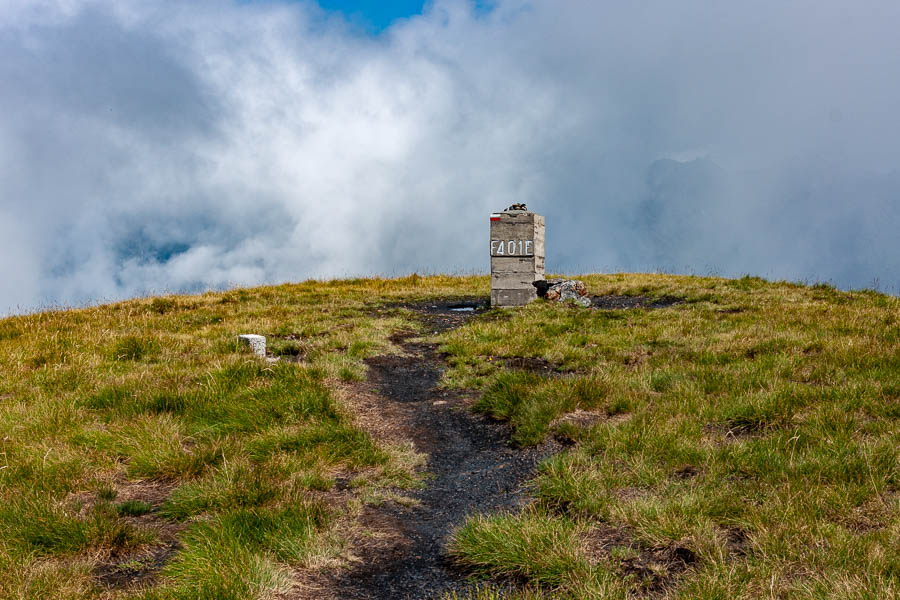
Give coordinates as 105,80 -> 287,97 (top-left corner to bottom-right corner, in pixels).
238,334 -> 266,357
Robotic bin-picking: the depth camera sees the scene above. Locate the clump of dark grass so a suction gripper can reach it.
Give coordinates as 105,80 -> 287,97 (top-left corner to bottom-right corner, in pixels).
181,312 -> 224,327
0,321 -> 22,342
111,336 -> 161,361
161,463 -> 281,521
1,495 -> 149,556
142,392 -> 189,415
116,500 -> 153,517
80,385 -> 137,411
268,339 -> 304,358
149,297 -> 177,315
726,275 -> 768,291
97,484 -> 118,502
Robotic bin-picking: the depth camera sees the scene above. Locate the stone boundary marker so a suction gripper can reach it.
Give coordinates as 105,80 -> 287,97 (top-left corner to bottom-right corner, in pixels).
489,207 -> 545,307
238,334 -> 266,357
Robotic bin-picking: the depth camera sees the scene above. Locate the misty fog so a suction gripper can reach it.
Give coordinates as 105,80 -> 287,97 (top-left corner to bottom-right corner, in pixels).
2,0 -> 899,313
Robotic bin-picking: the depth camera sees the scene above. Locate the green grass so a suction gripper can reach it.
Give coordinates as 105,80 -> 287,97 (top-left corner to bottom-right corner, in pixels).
0,494 -> 151,556
474,371 -> 608,446
116,500 -> 152,517
450,510 -> 599,587
448,508 -> 630,598
2,272 -> 899,599
144,503 -> 330,600
441,274 -> 900,599
0,275 -> 483,599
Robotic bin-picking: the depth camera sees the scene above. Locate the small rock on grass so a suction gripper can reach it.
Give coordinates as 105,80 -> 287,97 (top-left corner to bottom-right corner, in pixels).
238,334 -> 266,357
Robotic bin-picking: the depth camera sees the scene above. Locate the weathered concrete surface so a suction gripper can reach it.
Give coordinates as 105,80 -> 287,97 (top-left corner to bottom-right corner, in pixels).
238,334 -> 266,357
491,288 -> 540,307
490,210 -> 545,307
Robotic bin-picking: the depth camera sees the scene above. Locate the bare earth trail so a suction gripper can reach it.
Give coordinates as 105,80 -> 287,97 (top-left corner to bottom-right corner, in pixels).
305,300 -> 560,599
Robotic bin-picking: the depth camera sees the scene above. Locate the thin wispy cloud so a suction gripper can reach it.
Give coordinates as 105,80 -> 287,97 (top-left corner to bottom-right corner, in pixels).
1,0 -> 898,313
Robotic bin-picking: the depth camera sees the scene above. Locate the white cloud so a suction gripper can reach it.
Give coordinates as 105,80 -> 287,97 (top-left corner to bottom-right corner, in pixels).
1,0 -> 899,313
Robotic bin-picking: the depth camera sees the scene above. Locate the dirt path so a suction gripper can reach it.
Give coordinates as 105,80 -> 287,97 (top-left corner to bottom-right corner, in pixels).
308,300 -> 559,599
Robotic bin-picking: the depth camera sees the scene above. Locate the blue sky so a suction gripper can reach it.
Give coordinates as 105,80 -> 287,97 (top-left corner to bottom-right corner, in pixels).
314,0 -> 491,32
316,0 -> 425,31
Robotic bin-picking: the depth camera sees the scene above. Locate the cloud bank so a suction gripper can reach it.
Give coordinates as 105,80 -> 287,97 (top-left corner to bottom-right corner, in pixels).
2,0 -> 899,312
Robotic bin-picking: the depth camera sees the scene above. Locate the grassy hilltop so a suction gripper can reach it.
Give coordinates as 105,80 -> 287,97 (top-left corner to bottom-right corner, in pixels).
0,274 -> 898,599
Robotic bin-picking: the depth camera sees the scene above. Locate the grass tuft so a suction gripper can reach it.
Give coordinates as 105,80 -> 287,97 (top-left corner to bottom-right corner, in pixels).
149,298 -> 178,315
111,336 -> 161,361
449,509 -> 624,597
116,499 -> 153,516
150,504 -> 330,599
1,495 -> 148,556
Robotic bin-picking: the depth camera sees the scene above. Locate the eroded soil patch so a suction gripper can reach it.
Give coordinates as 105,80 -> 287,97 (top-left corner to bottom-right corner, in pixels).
95,542 -> 180,589
582,525 -> 697,597
591,295 -> 683,310
499,356 -> 569,374
702,422 -> 768,444
93,481 -> 183,590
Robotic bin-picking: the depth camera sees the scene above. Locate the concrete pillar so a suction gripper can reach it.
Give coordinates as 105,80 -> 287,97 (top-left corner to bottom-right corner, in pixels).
490,209 -> 545,307
238,334 -> 266,357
